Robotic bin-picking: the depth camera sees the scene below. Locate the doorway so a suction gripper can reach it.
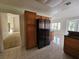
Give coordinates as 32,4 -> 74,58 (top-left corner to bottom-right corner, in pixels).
0,12 -> 22,59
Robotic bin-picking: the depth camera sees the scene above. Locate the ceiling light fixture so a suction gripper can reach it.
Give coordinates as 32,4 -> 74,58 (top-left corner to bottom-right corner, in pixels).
65,1 -> 71,6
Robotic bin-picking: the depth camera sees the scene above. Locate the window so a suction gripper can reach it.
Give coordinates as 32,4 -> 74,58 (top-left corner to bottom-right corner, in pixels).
68,20 -> 79,32
78,24 -> 79,32
51,22 -> 61,31
68,21 -> 76,31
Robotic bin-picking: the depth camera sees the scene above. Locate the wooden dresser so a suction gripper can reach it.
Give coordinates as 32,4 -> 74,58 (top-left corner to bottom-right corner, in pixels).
64,31 -> 79,59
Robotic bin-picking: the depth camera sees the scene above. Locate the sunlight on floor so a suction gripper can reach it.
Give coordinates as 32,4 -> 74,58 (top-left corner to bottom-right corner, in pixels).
53,36 -> 60,45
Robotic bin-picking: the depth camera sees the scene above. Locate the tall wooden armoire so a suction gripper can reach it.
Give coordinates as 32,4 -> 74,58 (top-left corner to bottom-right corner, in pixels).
24,11 -> 36,49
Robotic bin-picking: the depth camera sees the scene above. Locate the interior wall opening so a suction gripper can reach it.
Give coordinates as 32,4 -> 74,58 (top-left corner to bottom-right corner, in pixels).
0,12 -> 21,50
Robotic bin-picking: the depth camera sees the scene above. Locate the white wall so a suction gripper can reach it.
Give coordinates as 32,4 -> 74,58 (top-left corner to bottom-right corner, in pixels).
7,13 -> 20,32
51,18 -> 67,35
13,15 -> 20,32
0,13 -> 4,52
7,13 -> 14,32
0,13 -> 9,39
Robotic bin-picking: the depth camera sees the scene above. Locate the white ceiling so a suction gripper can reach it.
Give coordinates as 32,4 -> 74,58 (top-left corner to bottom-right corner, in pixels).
36,0 -> 63,7
0,0 -> 53,14
0,0 -> 79,18
53,0 -> 79,18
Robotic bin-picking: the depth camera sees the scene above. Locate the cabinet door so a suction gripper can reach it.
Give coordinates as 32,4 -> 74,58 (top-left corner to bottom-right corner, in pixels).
24,11 -> 36,49
64,38 -> 79,50
25,11 -> 36,25
27,25 -> 36,49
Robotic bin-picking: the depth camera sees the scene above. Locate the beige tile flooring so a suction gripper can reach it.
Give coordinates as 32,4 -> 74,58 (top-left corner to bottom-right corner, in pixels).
22,46 -> 73,59
0,35 -> 73,59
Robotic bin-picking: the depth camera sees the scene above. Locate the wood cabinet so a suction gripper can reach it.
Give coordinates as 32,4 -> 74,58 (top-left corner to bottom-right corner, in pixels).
64,31 -> 79,59
24,11 -> 36,25
24,11 -> 36,49
64,38 -> 79,59
36,15 -> 49,20
24,11 -> 50,49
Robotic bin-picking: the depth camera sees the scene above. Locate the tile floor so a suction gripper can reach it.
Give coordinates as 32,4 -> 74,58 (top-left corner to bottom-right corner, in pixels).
21,35 -> 73,59
0,35 -> 73,59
